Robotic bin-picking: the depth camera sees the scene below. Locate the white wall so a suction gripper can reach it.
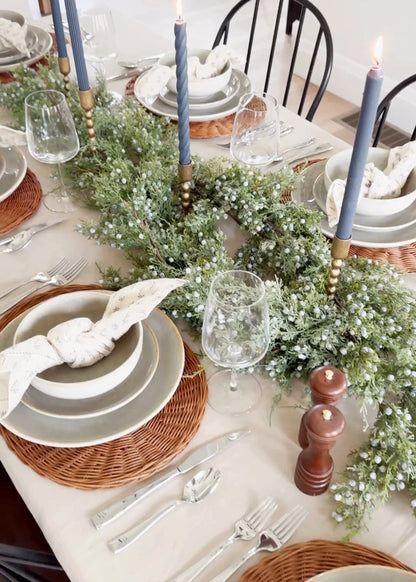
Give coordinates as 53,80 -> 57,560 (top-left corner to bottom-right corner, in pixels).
310,0 -> 416,131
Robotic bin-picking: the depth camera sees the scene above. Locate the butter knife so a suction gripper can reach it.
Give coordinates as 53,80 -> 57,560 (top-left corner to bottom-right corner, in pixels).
91,428 -> 251,530
0,219 -> 66,253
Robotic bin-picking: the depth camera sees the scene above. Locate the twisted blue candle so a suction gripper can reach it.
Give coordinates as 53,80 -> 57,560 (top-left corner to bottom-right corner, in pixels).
50,0 -> 67,58
63,0 -> 90,91
174,17 -> 191,166
336,60 -> 383,240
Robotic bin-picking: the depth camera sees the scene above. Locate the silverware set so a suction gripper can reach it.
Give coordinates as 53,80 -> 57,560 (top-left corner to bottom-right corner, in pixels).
0,257 -> 88,315
93,428 -> 307,580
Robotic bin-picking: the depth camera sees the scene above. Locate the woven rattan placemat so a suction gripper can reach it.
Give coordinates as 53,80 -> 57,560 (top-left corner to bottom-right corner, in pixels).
0,284 -> 208,490
0,168 -> 42,235
238,539 -> 415,581
125,76 -> 235,139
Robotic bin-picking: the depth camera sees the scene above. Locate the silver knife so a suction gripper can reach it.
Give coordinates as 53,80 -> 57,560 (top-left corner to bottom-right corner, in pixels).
106,64 -> 155,82
272,142 -> 333,167
0,219 -> 66,253
91,428 -> 251,530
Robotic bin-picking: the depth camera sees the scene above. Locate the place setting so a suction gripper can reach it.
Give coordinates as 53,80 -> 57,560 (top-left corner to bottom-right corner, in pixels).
0,10 -> 53,74
292,142 -> 416,249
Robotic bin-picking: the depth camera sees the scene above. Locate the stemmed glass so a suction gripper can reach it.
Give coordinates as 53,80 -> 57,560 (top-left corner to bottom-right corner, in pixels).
230,92 -> 280,167
202,270 -> 270,415
25,89 -> 79,213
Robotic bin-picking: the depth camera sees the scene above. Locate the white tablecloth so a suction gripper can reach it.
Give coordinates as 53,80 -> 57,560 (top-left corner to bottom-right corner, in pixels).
1,5 -> 416,582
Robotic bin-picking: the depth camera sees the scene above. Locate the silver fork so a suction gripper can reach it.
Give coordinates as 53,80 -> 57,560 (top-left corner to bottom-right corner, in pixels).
209,505 -> 308,582
0,258 -> 69,301
0,258 -> 88,315
170,497 -> 278,582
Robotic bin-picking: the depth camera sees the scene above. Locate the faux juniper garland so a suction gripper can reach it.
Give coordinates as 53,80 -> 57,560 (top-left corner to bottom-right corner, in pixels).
2,58 -> 416,537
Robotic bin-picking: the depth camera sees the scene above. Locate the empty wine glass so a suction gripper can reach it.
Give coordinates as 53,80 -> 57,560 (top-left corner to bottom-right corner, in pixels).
80,5 -> 118,70
230,92 -> 279,167
202,270 -> 270,415
25,89 -> 79,213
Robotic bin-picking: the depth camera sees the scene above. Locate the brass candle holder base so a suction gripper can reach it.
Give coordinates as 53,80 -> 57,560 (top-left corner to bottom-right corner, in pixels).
178,163 -> 192,210
58,57 -> 70,94
78,89 -> 96,152
327,236 -> 351,298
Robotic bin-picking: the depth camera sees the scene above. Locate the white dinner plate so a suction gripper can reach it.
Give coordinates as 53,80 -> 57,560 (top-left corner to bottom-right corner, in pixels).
0,28 -> 38,65
21,322 -> 159,419
0,146 -> 27,203
0,305 -> 185,447
313,172 -> 416,233
134,68 -> 252,122
0,153 -> 5,181
0,26 -> 52,73
292,160 -> 416,248
158,70 -> 241,111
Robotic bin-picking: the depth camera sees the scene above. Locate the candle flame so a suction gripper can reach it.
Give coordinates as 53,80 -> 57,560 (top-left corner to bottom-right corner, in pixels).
176,0 -> 183,19
373,36 -> 383,66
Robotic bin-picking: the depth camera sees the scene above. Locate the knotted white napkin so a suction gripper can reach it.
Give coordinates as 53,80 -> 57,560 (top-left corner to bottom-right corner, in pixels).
0,17 -> 28,56
135,46 -> 242,99
0,278 -> 185,418
326,142 -> 416,227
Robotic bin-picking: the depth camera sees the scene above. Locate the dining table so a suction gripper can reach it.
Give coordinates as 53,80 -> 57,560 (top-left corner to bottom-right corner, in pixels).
1,4 -> 416,582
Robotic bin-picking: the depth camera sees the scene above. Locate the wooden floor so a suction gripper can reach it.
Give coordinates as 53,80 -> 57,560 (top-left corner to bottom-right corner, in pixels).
0,464 -> 70,582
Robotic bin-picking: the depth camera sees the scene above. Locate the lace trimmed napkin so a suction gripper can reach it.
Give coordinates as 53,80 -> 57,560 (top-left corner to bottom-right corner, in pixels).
0,278 -> 185,418
326,141 -> 416,227
0,17 -> 28,56
135,45 -> 242,99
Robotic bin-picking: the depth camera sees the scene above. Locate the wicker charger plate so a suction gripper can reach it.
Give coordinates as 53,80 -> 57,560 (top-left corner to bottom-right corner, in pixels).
0,284 -> 208,490
0,168 -> 42,235
238,539 -> 416,582
125,76 -> 235,139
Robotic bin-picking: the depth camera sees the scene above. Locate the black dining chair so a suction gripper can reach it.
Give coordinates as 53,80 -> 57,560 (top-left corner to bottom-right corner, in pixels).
372,73 -> 416,146
212,0 -> 333,122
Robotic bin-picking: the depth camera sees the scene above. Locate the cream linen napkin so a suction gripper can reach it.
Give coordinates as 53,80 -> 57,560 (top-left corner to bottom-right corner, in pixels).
0,17 -> 28,56
0,278 -> 185,418
135,46 -> 242,99
326,142 -> 416,227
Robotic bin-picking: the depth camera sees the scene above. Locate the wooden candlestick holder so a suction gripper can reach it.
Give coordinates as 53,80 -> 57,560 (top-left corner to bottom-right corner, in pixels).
294,404 -> 345,496
178,162 -> 192,211
298,366 -> 347,448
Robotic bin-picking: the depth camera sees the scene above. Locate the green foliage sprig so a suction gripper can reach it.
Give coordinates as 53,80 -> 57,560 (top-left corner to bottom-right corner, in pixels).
3,59 -> 416,537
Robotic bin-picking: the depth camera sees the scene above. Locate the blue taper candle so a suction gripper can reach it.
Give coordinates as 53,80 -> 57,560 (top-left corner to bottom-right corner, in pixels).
63,0 -> 90,91
335,37 -> 383,240
174,2 -> 191,166
50,0 -> 67,58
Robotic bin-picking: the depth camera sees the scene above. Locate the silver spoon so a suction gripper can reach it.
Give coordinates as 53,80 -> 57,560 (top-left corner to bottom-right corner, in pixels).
108,468 -> 221,554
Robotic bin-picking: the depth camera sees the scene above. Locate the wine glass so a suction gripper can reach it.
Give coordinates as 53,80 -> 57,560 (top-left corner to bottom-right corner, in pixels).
25,89 -> 79,213
202,270 -> 270,415
80,4 -> 118,78
230,92 -> 279,167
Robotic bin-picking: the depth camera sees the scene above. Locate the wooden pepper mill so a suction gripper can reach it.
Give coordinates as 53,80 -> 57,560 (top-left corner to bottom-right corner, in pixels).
294,403 -> 345,496
298,366 -> 347,448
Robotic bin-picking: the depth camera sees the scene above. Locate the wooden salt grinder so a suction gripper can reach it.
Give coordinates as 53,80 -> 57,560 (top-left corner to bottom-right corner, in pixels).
294,404 -> 345,496
298,366 -> 347,448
